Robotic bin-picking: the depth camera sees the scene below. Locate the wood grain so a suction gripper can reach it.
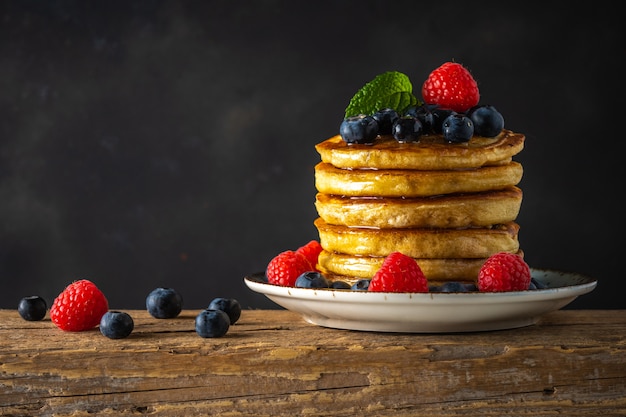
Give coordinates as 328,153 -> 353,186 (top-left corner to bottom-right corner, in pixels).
1,309 -> 625,416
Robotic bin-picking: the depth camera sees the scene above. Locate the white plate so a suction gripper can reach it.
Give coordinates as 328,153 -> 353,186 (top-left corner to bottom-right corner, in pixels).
244,269 -> 597,333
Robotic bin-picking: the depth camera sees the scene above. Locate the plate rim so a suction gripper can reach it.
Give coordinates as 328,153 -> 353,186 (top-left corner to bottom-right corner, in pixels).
243,268 -> 597,333
244,268 -> 597,305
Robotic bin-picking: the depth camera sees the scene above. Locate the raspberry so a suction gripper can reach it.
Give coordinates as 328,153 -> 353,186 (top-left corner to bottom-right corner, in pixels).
368,252 -> 428,293
421,62 -> 480,113
477,252 -> 531,292
50,279 -> 109,331
296,240 -> 323,271
266,250 -> 313,287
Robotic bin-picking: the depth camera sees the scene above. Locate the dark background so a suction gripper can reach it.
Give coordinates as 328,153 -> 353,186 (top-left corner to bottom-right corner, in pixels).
1,1 -> 623,311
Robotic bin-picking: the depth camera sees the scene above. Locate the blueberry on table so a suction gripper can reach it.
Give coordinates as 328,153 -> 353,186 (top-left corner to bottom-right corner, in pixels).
339,115 -> 379,144
208,297 -> 242,324
195,309 -> 230,338
146,287 -> 183,319
99,311 -> 134,339
18,296 -> 47,321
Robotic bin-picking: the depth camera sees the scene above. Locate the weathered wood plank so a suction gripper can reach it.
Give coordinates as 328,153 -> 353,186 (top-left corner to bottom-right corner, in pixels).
1,309 -> 625,416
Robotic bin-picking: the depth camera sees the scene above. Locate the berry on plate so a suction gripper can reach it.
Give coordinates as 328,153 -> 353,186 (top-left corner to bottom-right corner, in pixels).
351,279 -> 371,291
50,279 -> 109,332
99,311 -> 134,339
266,250 -> 313,287
295,271 -> 330,288
421,62 -> 480,113
477,252 -> 531,292
331,280 -> 351,289
368,252 -> 428,293
296,240 -> 323,271
146,287 -> 184,319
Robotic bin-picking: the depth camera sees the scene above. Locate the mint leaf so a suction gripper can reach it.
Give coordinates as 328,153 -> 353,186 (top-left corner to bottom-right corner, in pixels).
344,71 -> 420,118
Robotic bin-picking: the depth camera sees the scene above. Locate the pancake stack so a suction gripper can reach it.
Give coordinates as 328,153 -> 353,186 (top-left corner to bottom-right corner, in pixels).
313,129 -> 525,285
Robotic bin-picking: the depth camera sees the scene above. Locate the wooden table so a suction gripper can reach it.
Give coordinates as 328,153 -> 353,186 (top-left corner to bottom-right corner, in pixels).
1,309 -> 624,416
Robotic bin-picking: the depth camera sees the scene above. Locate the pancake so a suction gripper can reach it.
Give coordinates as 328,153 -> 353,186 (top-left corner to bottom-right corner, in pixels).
314,218 -> 520,259
315,186 -> 522,229
315,161 -> 523,197
316,130 -> 524,170
317,249 -> 525,282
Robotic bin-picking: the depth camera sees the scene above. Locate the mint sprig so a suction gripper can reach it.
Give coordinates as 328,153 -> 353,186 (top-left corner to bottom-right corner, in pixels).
344,71 -> 420,118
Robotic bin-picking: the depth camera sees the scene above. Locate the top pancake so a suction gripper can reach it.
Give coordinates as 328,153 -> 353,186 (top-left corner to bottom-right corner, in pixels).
316,129 -> 525,170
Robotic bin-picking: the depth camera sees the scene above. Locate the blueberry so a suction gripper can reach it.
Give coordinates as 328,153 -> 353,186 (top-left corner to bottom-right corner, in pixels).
99,311 -> 134,339
146,287 -> 183,319
17,296 -> 47,321
439,282 -> 473,292
351,279 -> 370,291
405,104 -> 436,133
195,309 -> 230,338
430,107 -> 456,133
372,108 -> 400,135
404,106 -> 418,117
430,282 -> 477,292
339,115 -> 379,144
468,105 -> 504,137
442,114 -> 474,143
331,280 -> 351,289
438,282 -> 465,292
295,271 -> 330,288
208,297 -> 242,324
529,277 -> 547,290
392,116 -> 423,142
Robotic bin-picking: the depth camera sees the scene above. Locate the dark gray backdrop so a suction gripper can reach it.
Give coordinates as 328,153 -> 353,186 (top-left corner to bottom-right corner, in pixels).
1,1 -> 623,310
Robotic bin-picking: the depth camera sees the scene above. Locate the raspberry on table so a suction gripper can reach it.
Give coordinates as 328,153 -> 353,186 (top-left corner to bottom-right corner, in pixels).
50,279 -> 109,332
266,250 -> 313,287
477,252 -> 531,292
368,252 -> 429,293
